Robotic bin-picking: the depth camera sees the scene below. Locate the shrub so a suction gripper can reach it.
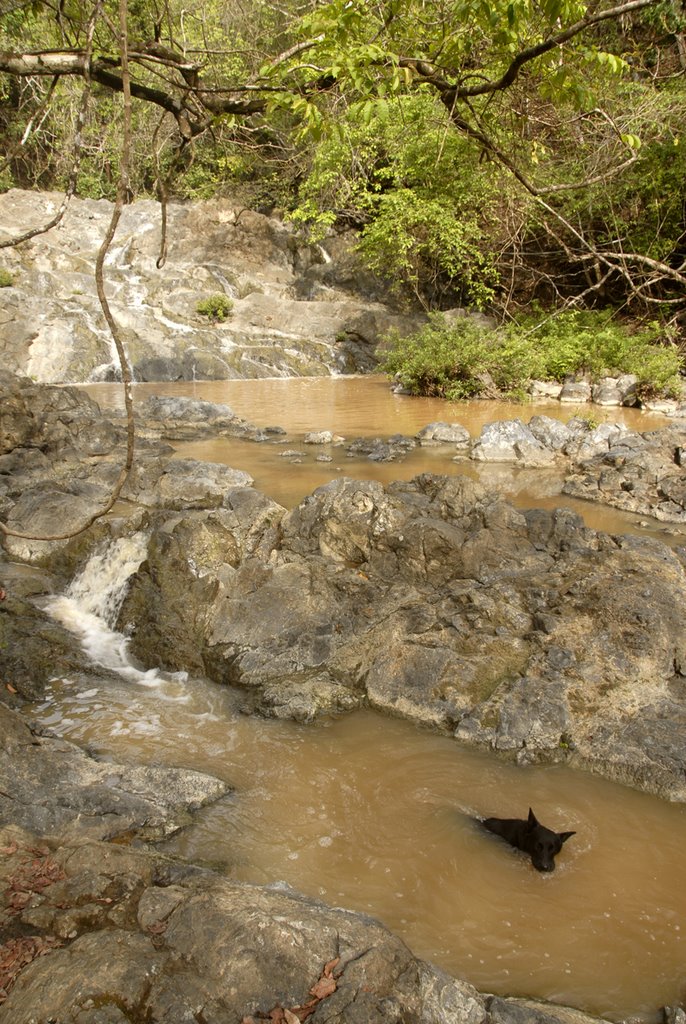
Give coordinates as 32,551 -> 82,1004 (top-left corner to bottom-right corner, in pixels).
0,268 -> 14,287
381,310 -> 684,401
196,293 -> 234,322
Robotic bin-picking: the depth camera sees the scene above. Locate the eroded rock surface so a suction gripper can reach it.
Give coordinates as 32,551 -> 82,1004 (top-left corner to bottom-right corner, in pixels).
0,190 -> 422,383
112,473 -> 686,801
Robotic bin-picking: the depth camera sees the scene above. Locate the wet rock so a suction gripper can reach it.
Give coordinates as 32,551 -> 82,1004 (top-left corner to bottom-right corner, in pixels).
563,424 -> 686,523
119,473 -> 686,800
0,561 -> 102,699
303,430 -> 345,444
345,435 -> 416,461
417,422 -> 471,447
129,458 -> 253,510
2,490 -> 106,566
0,704 -> 229,842
135,394 -> 268,442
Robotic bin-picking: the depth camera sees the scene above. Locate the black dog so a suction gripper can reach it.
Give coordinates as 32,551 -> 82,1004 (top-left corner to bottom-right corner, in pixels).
480,807 -> 575,872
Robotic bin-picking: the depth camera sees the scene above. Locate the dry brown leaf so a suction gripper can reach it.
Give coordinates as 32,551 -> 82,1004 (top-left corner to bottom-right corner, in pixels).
309,976 -> 336,1000
323,956 -> 340,977
283,1011 -> 300,1024
5,683 -> 17,694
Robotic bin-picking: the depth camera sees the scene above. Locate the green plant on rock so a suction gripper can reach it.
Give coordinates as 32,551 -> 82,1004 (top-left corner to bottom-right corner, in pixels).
0,268 -> 14,287
196,294 -> 234,323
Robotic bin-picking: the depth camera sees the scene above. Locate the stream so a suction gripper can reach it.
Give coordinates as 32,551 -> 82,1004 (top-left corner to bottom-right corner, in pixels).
24,376 -> 686,1021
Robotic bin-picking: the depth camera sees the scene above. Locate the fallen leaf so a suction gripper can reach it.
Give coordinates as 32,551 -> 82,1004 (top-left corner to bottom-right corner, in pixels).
283,1011 -> 300,1024
5,684 -> 17,694
309,976 -> 336,1000
323,956 -> 340,977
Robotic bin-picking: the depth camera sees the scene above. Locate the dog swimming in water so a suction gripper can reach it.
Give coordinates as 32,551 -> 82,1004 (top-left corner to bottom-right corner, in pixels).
480,807 -> 575,872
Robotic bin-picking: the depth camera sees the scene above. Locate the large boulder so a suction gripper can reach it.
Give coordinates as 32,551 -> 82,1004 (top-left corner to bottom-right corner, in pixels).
117,474 -> 686,800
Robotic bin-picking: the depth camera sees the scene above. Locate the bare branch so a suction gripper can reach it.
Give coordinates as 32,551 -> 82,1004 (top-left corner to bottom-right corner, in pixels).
0,0 -> 136,545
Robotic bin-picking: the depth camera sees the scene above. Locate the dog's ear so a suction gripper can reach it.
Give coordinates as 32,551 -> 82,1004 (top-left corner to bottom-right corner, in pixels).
527,808 -> 539,828
559,830 -> 576,844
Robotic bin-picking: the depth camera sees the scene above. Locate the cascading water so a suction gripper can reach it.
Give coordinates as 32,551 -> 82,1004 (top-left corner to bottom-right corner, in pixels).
46,533 -> 183,689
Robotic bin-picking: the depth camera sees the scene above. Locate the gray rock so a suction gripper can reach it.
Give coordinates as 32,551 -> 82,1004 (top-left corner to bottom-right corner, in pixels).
528,415 -> 571,452
559,381 -> 592,403
304,430 -> 345,444
591,378 -> 622,406
0,190 -> 423,383
117,474 -> 686,800
617,373 -> 639,406
130,458 -> 253,510
417,422 -> 471,447
472,420 -> 544,463
0,704 -> 229,842
530,380 -> 563,399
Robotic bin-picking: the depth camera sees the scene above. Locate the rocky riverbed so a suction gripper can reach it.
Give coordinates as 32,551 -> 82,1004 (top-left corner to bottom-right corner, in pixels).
2,370 -> 686,1022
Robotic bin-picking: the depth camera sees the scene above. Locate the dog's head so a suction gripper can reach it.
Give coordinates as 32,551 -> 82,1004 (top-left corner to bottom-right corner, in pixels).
526,808 -> 575,872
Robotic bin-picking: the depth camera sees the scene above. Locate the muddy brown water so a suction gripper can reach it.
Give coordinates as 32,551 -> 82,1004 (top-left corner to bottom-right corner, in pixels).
83,375 -> 683,541
40,376 -> 685,1018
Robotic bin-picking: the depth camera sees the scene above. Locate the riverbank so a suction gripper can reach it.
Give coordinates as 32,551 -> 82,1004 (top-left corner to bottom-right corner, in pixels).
2,370 -> 686,1021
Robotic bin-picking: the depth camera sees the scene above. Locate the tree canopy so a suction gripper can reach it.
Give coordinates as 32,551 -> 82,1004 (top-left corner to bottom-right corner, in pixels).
1,0 -> 685,323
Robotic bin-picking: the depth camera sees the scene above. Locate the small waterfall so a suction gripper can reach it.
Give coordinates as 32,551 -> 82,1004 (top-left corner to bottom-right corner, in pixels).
47,533 -> 186,691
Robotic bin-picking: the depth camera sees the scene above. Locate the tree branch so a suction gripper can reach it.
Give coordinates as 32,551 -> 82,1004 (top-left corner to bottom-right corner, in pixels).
398,0 -> 661,100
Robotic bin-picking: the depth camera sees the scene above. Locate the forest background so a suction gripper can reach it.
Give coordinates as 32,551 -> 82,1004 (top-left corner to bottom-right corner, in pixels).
1,0 -> 685,399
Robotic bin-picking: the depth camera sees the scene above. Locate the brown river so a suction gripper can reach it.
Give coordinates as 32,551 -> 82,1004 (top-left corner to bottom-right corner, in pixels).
28,376 -> 686,1020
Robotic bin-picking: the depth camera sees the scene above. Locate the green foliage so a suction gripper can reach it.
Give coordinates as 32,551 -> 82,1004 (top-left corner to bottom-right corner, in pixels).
289,94 -> 502,307
196,293 -> 234,322
381,311 -> 683,401
0,268 -> 14,287
357,189 -> 497,309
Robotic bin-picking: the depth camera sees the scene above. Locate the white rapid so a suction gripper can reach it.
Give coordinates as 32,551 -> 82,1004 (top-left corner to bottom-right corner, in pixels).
45,533 -> 178,688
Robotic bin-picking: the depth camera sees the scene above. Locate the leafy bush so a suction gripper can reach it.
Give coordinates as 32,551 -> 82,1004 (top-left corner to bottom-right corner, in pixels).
289,94 -> 502,308
381,311 -> 683,401
196,294 -> 234,322
0,268 -> 14,287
